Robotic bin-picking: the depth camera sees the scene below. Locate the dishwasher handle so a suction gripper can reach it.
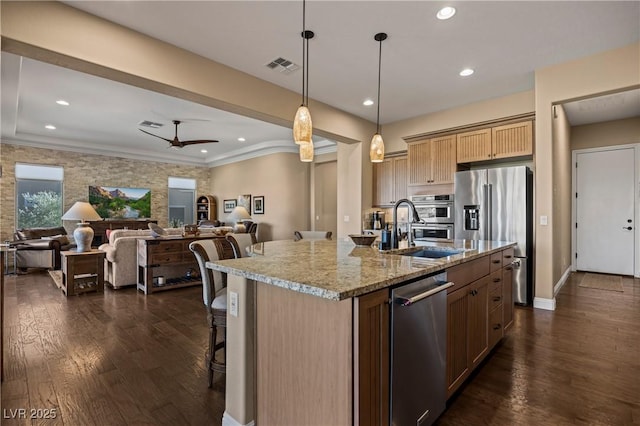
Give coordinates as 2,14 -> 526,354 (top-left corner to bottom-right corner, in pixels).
395,281 -> 454,306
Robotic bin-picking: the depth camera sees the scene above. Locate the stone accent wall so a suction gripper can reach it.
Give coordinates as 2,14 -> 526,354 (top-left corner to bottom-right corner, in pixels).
0,143 -> 211,242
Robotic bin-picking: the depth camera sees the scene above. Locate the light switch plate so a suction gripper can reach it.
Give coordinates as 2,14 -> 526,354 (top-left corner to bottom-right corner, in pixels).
230,291 -> 238,317
344,215 -> 350,222
540,215 -> 548,226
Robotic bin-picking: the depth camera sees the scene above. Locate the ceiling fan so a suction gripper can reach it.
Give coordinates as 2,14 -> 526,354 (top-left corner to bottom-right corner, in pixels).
139,120 -> 218,148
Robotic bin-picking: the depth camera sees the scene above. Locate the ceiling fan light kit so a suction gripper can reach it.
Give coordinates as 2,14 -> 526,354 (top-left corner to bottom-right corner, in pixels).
370,32 -> 387,163
139,120 -> 218,148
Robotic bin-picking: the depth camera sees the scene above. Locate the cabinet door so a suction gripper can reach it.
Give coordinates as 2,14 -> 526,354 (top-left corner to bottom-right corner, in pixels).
457,128 -> 492,163
491,121 -> 533,159
355,289 -> 390,426
430,135 -> 457,184
467,276 -> 489,369
446,288 -> 469,397
502,262 -> 514,331
393,156 -> 408,203
407,139 -> 432,185
373,158 -> 394,207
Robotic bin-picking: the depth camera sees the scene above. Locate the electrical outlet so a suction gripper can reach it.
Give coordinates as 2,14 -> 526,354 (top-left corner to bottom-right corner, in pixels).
230,291 -> 238,317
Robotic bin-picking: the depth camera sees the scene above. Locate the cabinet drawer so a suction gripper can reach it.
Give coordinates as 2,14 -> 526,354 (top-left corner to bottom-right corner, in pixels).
489,252 -> 503,272
447,255 -> 490,293
148,241 -> 183,254
502,247 -> 515,264
150,253 -> 182,264
488,306 -> 504,348
489,273 -> 502,311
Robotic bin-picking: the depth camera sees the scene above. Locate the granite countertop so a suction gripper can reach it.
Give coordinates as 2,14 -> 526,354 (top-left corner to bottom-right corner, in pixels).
206,239 -> 515,301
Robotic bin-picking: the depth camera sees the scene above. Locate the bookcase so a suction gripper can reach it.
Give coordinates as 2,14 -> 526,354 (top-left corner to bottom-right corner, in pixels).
197,195 -> 217,222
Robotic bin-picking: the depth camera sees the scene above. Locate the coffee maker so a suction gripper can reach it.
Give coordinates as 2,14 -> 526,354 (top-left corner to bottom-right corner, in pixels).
372,211 -> 386,230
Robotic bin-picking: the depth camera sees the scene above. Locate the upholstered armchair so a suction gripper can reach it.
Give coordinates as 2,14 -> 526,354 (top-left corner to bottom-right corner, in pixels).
12,226 -> 76,270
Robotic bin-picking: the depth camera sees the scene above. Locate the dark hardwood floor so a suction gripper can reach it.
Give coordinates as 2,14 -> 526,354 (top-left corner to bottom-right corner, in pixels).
1,270 -> 638,425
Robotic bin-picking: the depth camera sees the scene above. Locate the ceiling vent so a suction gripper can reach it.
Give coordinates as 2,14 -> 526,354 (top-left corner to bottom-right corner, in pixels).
265,57 -> 300,74
138,120 -> 164,128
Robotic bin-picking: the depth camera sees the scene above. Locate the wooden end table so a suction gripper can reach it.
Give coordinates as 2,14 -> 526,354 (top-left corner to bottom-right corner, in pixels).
61,249 -> 106,296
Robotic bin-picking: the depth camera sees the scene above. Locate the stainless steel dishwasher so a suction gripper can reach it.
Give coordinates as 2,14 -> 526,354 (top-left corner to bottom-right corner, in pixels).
390,272 -> 453,426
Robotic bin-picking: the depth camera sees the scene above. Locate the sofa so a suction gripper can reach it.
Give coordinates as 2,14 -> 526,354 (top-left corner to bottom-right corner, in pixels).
12,226 -> 76,270
98,227 -> 233,289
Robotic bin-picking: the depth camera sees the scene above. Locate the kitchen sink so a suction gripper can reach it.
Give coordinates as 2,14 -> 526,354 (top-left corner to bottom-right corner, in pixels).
402,248 -> 464,259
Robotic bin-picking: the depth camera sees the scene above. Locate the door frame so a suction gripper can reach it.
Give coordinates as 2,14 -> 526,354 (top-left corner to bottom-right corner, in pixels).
571,143 -> 640,277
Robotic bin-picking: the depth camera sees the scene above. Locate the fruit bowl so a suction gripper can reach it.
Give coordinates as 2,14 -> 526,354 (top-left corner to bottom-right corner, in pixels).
349,234 -> 377,247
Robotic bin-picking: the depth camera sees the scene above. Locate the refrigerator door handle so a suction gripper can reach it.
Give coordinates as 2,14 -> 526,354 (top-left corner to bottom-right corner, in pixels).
483,183 -> 492,240
487,183 -> 493,240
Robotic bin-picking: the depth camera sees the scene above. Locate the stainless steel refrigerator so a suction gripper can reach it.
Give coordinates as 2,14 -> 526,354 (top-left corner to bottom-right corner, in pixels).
454,166 -> 533,305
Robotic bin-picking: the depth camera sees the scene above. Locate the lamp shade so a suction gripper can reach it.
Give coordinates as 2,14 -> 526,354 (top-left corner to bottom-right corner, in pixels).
61,201 -> 102,222
370,133 -> 385,163
293,105 -> 313,144
227,205 -> 251,223
61,201 -> 101,252
300,139 -> 314,162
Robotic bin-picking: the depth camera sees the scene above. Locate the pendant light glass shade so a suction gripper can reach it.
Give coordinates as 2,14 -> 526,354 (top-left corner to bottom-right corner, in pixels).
293,105 -> 313,144
299,139 -> 314,162
370,133 -> 385,163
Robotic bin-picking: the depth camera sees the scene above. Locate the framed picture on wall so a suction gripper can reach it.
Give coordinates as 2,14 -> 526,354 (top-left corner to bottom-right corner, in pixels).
223,199 -> 237,213
253,196 -> 264,214
238,194 -> 251,214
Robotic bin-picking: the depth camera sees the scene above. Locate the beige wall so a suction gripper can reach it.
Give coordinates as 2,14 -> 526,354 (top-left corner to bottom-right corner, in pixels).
0,143 -> 210,242
313,161 -> 338,237
551,105 -> 573,284
383,90 -> 535,151
535,42 -> 640,301
571,117 -> 640,151
209,152 -> 309,241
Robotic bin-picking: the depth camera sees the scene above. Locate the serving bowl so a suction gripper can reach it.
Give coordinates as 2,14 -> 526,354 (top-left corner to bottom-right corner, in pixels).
349,234 -> 377,247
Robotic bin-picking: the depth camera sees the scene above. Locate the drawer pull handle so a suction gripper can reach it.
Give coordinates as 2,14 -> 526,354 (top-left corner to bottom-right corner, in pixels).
504,255 -> 512,259
493,324 -> 501,330
470,289 -> 478,296
492,260 -> 500,264
505,266 -> 513,271
493,296 -> 501,302
493,278 -> 501,283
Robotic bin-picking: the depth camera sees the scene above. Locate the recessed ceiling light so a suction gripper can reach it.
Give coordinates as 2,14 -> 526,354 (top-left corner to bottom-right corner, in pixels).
45,124 -> 56,130
459,68 -> 474,77
200,149 -> 208,153
238,137 -> 246,142
363,99 -> 374,106
56,100 -> 70,106
437,6 -> 456,20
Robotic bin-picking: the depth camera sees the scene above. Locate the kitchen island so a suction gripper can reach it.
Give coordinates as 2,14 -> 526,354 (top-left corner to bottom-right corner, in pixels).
207,238 -> 515,426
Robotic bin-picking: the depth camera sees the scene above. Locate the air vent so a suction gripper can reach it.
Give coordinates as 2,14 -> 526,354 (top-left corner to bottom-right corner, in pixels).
265,57 -> 300,75
139,120 -> 164,128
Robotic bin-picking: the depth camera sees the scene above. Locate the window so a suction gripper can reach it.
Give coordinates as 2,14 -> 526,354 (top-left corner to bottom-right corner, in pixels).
168,177 -> 196,227
15,163 -> 64,229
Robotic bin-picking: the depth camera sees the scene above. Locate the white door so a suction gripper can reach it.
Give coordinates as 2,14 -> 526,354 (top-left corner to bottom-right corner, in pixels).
576,147 -> 635,275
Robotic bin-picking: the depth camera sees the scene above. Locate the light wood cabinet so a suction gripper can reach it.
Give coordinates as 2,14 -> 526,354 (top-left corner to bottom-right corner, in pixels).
407,135 -> 456,186
197,195 -> 217,222
457,120 -> 533,163
373,155 -> 407,207
446,247 -> 514,398
355,288 -> 390,425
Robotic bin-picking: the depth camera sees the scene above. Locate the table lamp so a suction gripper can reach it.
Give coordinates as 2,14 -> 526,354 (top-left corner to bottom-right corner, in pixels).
61,201 -> 102,252
227,205 -> 251,233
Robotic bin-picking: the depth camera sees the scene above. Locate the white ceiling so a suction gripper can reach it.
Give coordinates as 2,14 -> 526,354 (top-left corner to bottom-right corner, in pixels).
2,1 -> 639,165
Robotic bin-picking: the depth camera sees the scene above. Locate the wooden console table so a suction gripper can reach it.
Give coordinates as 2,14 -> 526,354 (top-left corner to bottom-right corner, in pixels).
61,249 -> 106,296
88,219 -> 158,247
137,235 -> 219,295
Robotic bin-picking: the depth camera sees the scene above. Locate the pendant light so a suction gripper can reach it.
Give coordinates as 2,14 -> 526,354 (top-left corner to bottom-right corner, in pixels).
370,32 -> 387,163
299,138 -> 314,162
293,0 -> 314,146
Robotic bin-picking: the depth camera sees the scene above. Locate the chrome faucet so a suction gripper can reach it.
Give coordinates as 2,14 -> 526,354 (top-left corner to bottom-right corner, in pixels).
391,198 -> 424,249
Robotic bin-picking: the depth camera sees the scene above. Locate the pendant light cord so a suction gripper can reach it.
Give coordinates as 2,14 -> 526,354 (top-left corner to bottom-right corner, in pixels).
306,36 -> 310,107
301,0 -> 306,106
376,37 -> 382,134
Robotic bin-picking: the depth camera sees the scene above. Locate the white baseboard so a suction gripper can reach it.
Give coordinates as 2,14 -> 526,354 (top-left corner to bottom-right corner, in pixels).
554,267 -> 572,295
533,297 -> 556,311
222,412 -> 255,426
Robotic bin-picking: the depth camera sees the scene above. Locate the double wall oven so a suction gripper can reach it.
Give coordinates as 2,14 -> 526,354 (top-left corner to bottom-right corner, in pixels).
410,194 -> 455,242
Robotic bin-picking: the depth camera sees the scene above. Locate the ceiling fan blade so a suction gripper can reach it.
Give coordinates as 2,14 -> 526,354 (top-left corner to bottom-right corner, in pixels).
179,139 -> 219,146
139,128 -> 172,142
